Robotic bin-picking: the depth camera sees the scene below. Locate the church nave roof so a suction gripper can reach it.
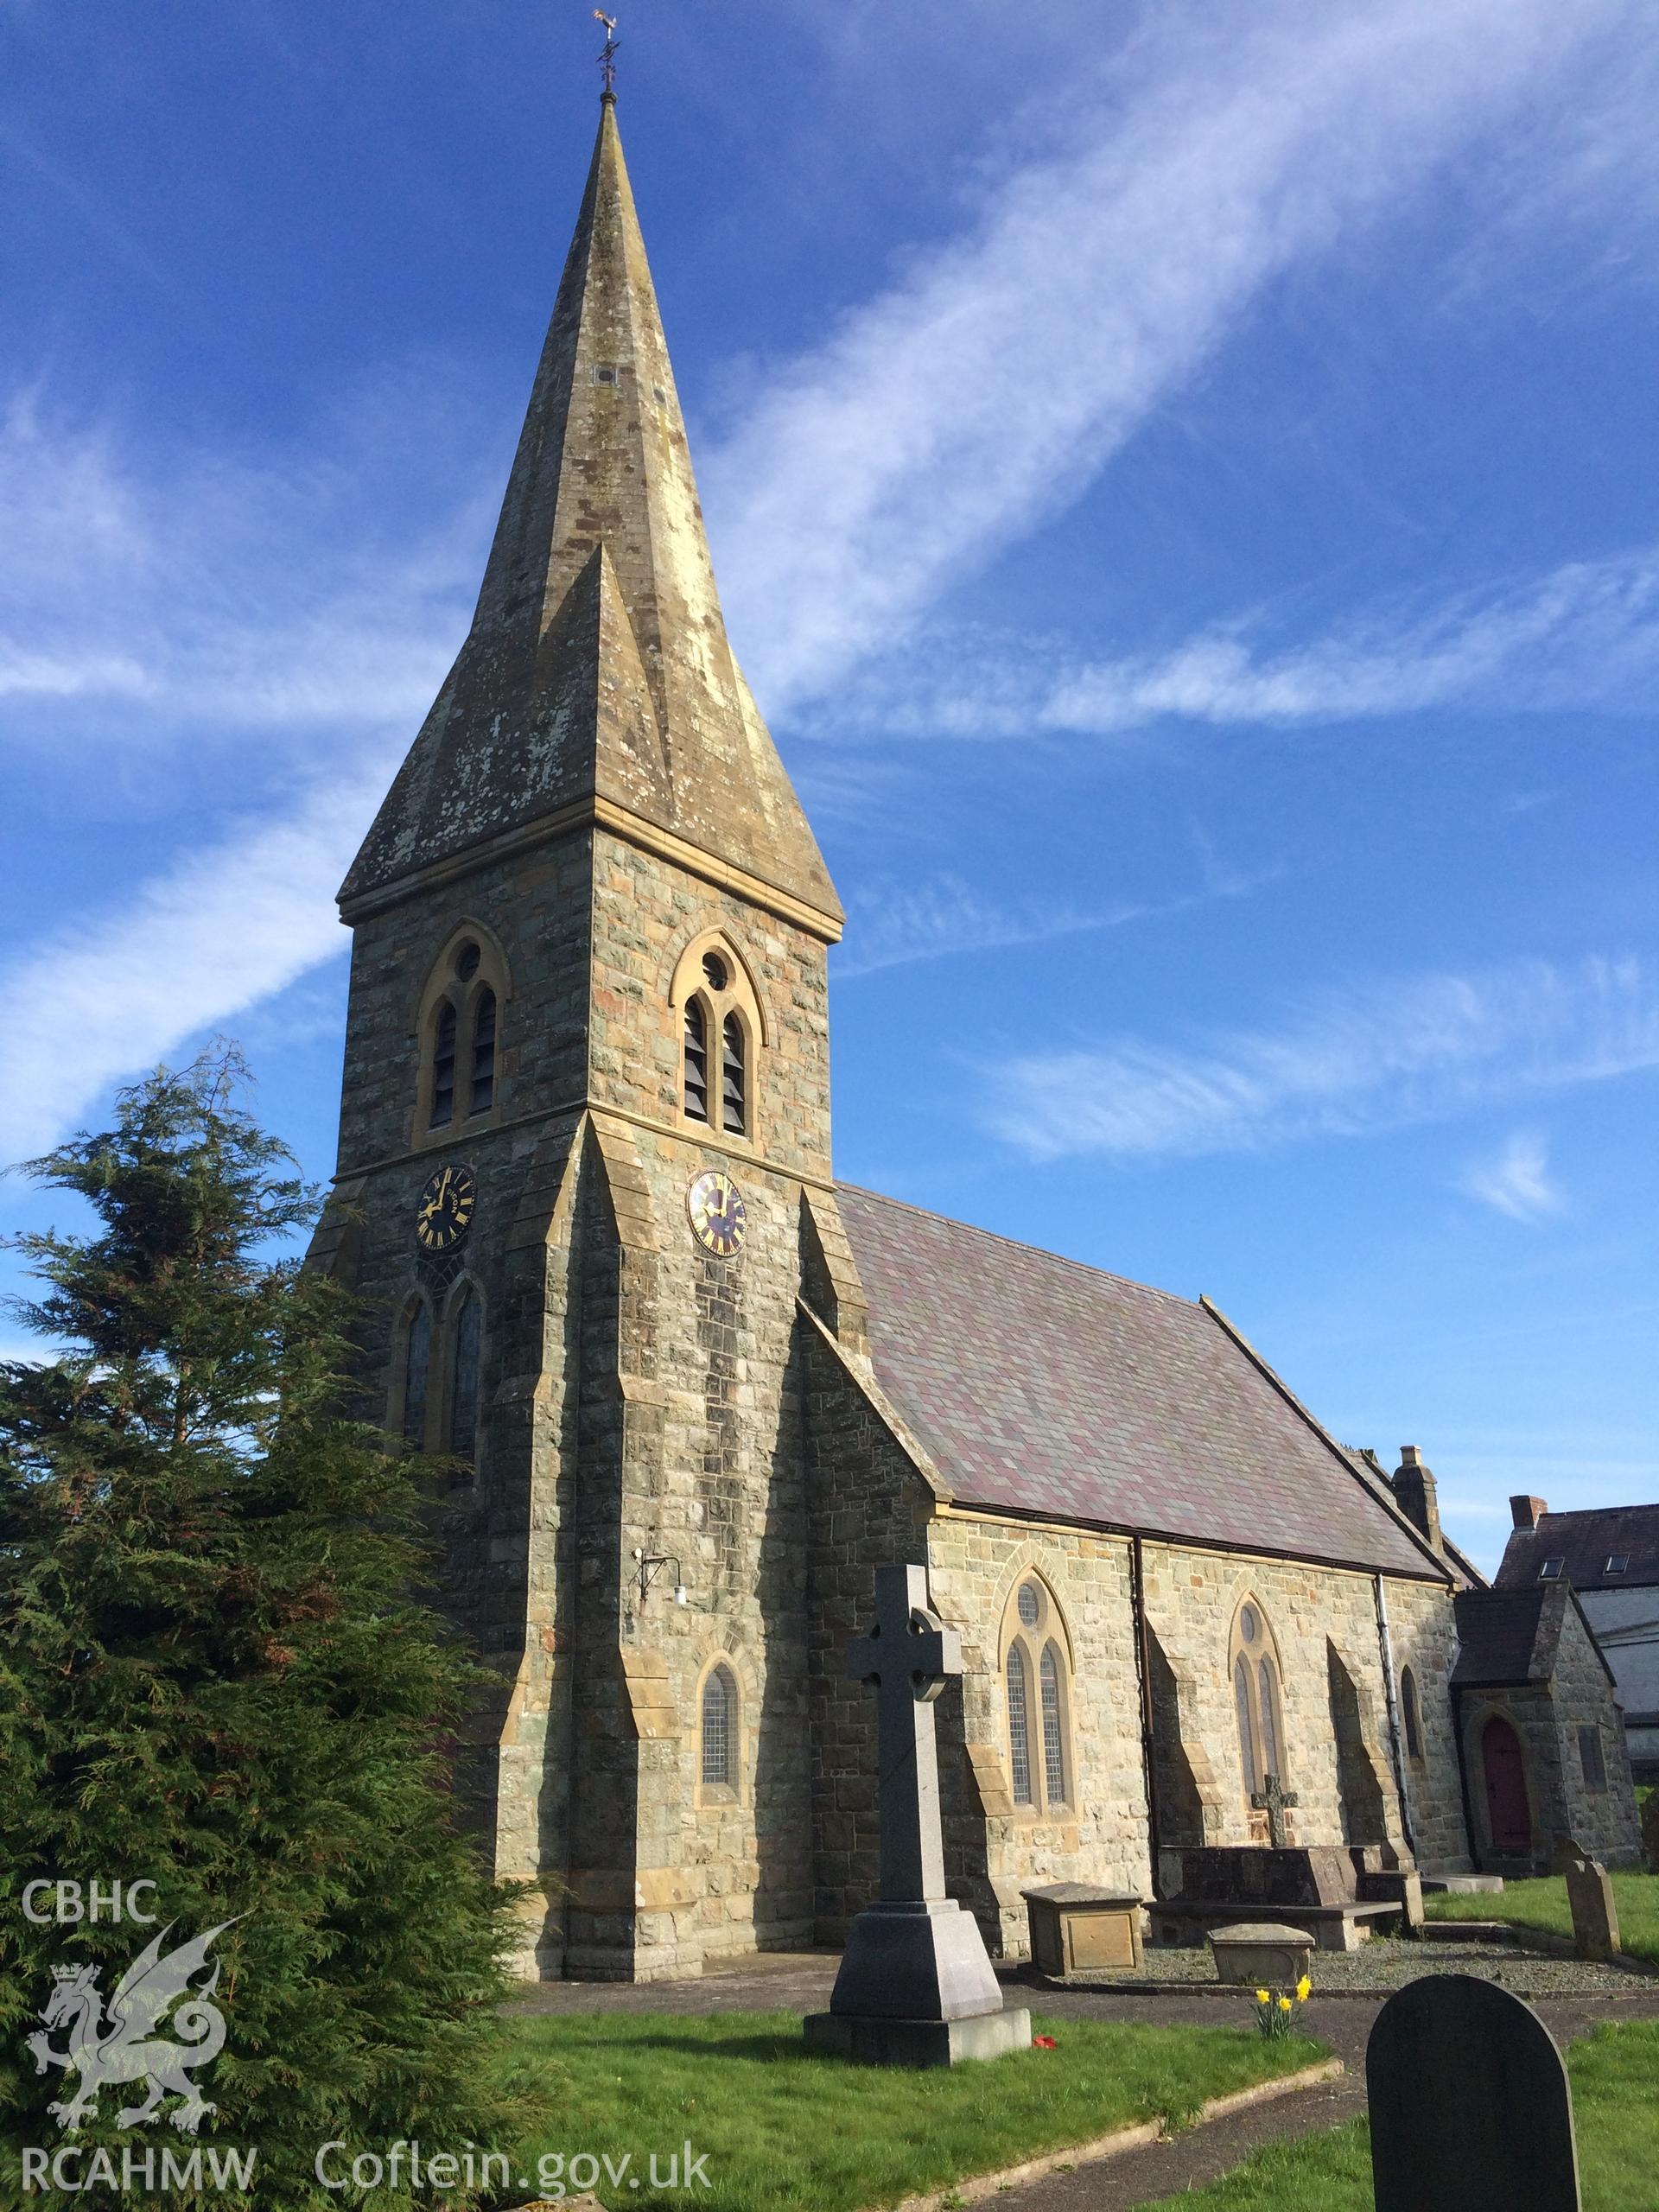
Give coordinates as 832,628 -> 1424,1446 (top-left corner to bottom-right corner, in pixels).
836,1182 -> 1446,1580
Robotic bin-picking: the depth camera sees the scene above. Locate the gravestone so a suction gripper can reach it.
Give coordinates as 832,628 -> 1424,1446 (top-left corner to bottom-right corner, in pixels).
804,1564 -> 1032,2066
1548,1833 -> 1589,1876
1369,1974 -> 1580,2212
1250,1771 -> 1300,1849
1640,1790 -> 1659,1873
1565,1856 -> 1620,1961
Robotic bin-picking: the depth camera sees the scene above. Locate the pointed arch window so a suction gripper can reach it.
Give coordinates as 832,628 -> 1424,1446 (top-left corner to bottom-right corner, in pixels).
721,1014 -> 747,1137
1001,1575 -> 1075,1816
683,998 -> 709,1123
673,935 -> 765,1141
469,990 -> 497,1116
448,1287 -> 481,1465
1230,1597 -> 1289,1812
1401,1666 -> 1423,1762
402,1301 -> 432,1446
701,1663 -> 736,1789
429,1004 -> 457,1129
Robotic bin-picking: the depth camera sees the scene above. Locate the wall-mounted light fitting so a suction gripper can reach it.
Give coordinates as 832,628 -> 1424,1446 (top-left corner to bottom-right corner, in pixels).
632,1544 -> 688,1609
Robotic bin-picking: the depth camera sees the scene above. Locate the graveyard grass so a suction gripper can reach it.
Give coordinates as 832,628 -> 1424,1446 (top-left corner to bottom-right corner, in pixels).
1422,1868 -> 1659,1961
1156,2019 -> 1659,2210
501,2010 -> 1325,2210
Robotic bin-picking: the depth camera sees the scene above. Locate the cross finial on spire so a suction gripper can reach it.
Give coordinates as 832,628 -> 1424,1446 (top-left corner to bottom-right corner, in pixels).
593,10 -> 620,99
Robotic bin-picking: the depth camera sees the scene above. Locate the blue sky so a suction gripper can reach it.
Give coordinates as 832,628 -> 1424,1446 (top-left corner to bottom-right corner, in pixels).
3,0 -> 1657,1573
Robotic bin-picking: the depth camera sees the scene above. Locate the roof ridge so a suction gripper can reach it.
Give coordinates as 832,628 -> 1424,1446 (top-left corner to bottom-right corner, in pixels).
1520,1503 -> 1659,1524
833,1180 -> 1197,1312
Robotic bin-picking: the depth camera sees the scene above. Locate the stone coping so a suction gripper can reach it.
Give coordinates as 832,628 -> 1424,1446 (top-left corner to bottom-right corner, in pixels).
1153,1900 -> 1401,1925
1020,1885 -> 1147,1908
1208,1923 -> 1319,1945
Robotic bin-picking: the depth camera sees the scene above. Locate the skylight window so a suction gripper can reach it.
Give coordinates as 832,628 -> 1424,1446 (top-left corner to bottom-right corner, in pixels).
1605,1554 -> 1630,1574
1538,1558 -> 1565,1580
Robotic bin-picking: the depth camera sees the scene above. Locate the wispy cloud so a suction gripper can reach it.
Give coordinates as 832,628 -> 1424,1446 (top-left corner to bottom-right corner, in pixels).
8,0 -> 1659,1158
0,388 -> 481,753
794,544 -> 1659,741
0,383 -> 483,1157
987,957 -> 1659,1161
838,876 -> 1156,980
708,0 -> 1659,708
0,760 -> 394,1165
837,861 -> 1267,979
1459,1130 -> 1565,1222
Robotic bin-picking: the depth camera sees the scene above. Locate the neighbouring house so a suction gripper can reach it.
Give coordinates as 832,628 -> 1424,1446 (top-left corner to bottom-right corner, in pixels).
1497,1499 -> 1659,1785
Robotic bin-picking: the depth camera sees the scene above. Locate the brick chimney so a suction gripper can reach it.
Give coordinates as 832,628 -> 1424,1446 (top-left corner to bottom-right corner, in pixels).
1510,1494 -> 1548,1531
1392,1446 -> 1444,1552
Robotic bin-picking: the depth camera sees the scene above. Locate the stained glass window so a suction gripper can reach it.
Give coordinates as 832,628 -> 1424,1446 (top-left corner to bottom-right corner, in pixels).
1039,1644 -> 1066,1806
1007,1645 -> 1033,1805
1235,1655 -> 1259,1796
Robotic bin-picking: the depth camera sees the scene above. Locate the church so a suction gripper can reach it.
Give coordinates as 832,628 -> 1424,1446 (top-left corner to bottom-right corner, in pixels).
308,92 -> 1642,1981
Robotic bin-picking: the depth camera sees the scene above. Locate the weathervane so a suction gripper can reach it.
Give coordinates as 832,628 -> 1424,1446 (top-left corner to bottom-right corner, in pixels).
593,10 -> 620,98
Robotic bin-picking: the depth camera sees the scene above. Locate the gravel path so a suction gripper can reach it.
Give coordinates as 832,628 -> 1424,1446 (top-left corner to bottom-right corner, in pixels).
1062,1930 -> 1658,1998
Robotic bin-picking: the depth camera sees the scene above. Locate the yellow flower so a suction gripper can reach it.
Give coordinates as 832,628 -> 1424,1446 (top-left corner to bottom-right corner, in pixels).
1255,1989 -> 1270,2004
1296,1975 -> 1312,2002
1278,1995 -> 1293,2012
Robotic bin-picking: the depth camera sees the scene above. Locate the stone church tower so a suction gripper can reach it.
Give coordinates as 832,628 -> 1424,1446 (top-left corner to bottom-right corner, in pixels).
315,92 -> 1643,1986
313,93 -> 853,1980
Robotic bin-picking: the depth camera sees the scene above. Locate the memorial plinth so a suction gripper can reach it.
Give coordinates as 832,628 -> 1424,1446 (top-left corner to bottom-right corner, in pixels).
804,1564 -> 1031,2068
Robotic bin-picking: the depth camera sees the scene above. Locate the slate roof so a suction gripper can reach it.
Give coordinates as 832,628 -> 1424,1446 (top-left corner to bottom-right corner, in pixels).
1494,1506 -> 1659,1593
836,1185 -> 1442,1580
1450,1585 -> 1618,1692
1451,1589 -> 1558,1687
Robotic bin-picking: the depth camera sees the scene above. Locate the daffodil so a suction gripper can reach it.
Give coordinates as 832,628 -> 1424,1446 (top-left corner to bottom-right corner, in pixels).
1255,1988 -> 1270,2004
1296,1974 -> 1312,2002
1278,1995 -> 1293,2012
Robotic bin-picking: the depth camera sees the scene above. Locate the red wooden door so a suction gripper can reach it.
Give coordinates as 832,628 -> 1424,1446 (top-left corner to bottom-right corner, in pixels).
1481,1715 -> 1530,1852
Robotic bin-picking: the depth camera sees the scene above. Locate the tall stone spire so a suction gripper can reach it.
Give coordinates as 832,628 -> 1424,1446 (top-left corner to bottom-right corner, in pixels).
340,98 -> 841,932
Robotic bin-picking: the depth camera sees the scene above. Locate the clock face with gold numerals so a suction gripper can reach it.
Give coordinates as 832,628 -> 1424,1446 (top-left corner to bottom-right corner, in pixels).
687,1169 -> 747,1257
415,1162 -> 476,1252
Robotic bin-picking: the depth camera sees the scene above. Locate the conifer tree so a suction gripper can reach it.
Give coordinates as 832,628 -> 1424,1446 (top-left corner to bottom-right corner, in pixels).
0,1054 -> 542,2208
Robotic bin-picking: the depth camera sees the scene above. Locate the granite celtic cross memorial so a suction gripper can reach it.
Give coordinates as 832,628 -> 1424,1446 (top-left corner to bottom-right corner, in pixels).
804,1563 -> 1032,2066
1368,1974 -> 1580,2212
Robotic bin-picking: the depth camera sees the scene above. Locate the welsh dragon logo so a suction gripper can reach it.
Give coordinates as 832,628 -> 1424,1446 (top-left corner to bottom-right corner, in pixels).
26,1919 -> 239,2134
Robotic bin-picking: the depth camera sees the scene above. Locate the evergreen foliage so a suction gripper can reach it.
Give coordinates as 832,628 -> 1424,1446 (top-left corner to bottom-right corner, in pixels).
0,1054 -> 541,2207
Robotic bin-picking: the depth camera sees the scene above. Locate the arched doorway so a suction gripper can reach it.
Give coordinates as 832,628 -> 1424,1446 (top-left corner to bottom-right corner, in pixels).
1481,1714 -> 1530,1853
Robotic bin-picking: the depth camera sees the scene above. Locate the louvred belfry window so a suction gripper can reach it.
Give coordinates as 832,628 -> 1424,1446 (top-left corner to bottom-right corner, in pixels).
683,998 -> 709,1122
721,1014 -> 747,1135
469,990 -> 497,1116
429,1004 -> 457,1129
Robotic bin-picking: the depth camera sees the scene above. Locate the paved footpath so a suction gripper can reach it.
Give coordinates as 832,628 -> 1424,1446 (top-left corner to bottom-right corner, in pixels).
510,1952 -> 1659,2211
